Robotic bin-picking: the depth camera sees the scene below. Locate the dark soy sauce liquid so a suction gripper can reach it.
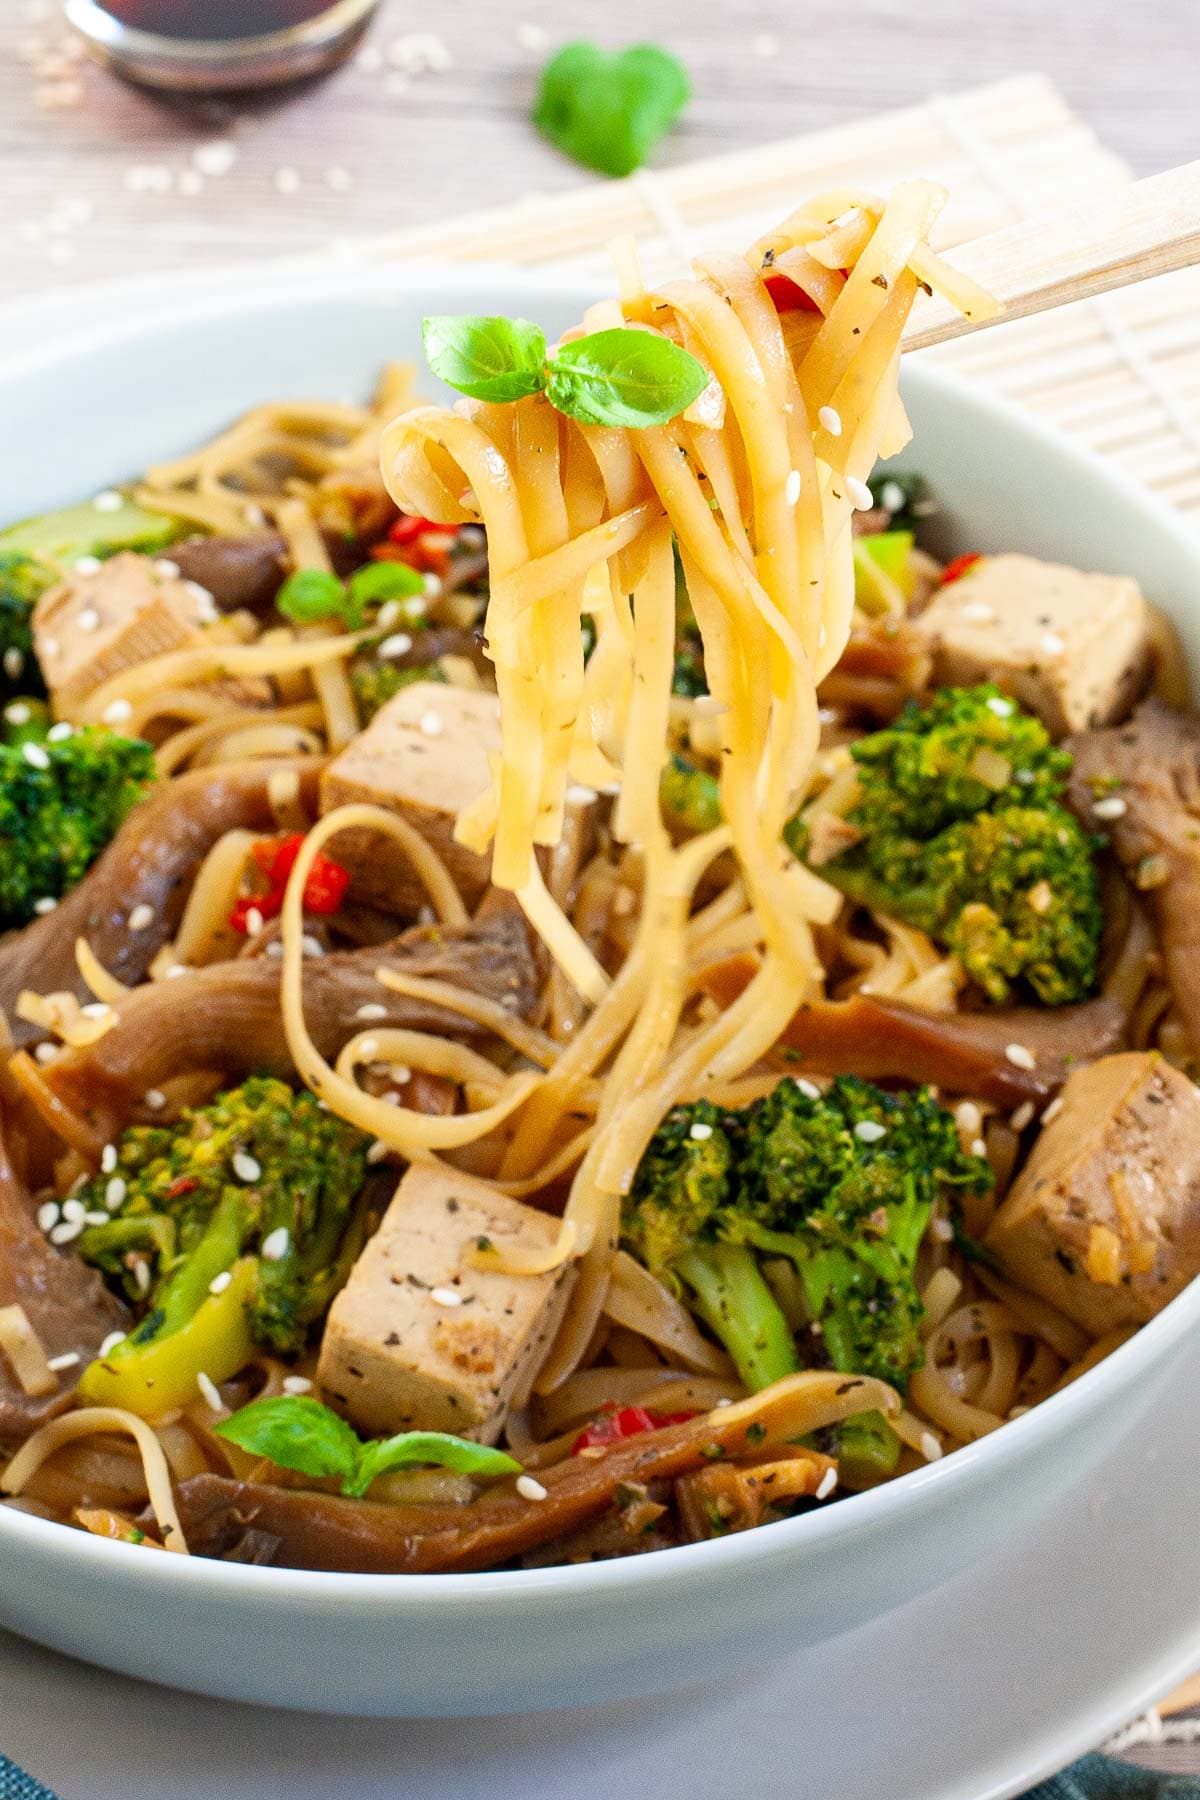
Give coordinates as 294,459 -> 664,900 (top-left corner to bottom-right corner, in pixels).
98,0 -> 339,37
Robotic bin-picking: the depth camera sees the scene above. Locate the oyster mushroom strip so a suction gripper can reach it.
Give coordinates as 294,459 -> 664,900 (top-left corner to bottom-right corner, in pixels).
0,759 -> 324,1046
41,895 -> 538,1120
158,1370 -> 893,1574
0,1116 -> 126,1440
698,902 -> 1152,1109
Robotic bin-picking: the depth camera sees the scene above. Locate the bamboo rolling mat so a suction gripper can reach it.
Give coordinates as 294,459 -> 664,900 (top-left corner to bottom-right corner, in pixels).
351,70 -> 1200,522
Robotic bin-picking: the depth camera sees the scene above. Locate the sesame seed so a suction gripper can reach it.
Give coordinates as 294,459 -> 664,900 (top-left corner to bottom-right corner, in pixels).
356,1002 -> 388,1021
233,1150 -> 262,1184
208,1270 -> 233,1296
375,600 -> 404,632
689,1122 -> 714,1141
273,166 -> 301,195
785,469 -> 802,506
192,139 -> 237,177
423,573 -> 443,598
143,1089 -> 167,1111
389,1064 -> 412,1084
73,555 -> 102,575
815,1466 -> 838,1500
134,1260 -> 152,1295
127,902 -> 155,932
104,1176 -> 126,1210
283,1375 -> 314,1395
846,476 -> 874,511
92,490 -> 123,513
378,632 -> 413,659
98,1331 -> 127,1358
102,698 -> 133,724
880,481 -> 905,513
261,1226 -> 290,1261
46,1351 -> 80,1372
197,1371 -> 224,1412
324,165 -> 353,191
931,1217 -> 954,1242
358,1038 -> 380,1061
301,935 -> 325,958
46,721 -> 73,743
854,1119 -> 887,1143
3,649 -> 23,680
430,1285 -> 463,1307
919,1432 -> 944,1463
751,31 -> 780,56
960,601 -> 995,623
22,741 -> 50,770
1093,795 -> 1127,821
566,784 -> 598,804
971,1137 -> 987,1157
1042,1096 -> 1065,1125
164,963 -> 189,979
366,1139 -> 390,1163
152,559 -> 181,580
83,1210 -> 109,1227
80,1001 -> 110,1020
49,1220 -> 82,1245
79,606 -> 103,634
1009,1101 -> 1035,1131
1004,1043 -> 1036,1070
793,1078 -> 821,1100
32,896 -> 57,915
955,1102 -> 982,1136
62,1198 -> 85,1224
817,405 -> 842,437
5,702 -> 30,725
419,710 -> 444,737
986,696 -> 1014,719
245,907 -> 264,938
34,1042 -> 58,1064
42,638 -> 58,657
36,1201 -> 60,1232
516,1475 -> 549,1502
516,21 -> 549,50
1041,632 -> 1066,655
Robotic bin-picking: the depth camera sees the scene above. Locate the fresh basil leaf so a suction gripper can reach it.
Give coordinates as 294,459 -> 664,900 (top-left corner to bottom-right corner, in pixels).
347,1431 -> 523,1499
276,568 -> 352,627
348,561 -> 427,609
545,328 -> 708,428
215,1395 -> 361,1484
422,316 -> 548,404
533,42 -> 690,179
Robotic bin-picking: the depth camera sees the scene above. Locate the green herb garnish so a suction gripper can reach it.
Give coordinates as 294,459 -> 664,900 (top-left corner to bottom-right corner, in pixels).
532,42 -> 690,178
275,568 -> 352,628
214,1394 -> 522,1498
423,316 -> 708,429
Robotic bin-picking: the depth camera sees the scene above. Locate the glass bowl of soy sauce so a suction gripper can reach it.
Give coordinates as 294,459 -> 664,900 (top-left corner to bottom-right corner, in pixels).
64,0 -> 381,90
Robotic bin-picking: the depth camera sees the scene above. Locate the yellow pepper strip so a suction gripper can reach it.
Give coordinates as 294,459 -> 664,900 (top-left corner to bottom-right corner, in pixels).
78,1257 -> 257,1419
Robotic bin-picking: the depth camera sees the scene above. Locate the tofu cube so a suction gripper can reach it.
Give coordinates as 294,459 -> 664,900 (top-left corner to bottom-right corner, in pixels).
912,553 -> 1150,736
987,1052 -> 1200,1335
32,551 -> 261,713
317,1164 -> 576,1442
319,681 -> 500,913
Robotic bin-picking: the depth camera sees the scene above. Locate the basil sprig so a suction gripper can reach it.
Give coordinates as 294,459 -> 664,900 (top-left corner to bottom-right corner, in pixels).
422,315 -> 708,428
276,559 -> 425,630
533,42 -> 690,179
214,1393 -> 522,1498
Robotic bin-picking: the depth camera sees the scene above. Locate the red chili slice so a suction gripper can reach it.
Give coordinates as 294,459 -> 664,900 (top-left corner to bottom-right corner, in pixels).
229,835 -> 350,932
764,272 -> 822,314
939,552 -> 983,586
572,1404 -> 698,1454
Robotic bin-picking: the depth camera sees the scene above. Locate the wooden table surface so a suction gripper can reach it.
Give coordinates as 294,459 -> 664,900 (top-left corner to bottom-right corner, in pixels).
3,0 -> 1198,302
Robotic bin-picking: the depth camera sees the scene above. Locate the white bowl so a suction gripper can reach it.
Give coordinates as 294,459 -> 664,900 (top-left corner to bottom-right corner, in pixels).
2,266 -> 1200,1718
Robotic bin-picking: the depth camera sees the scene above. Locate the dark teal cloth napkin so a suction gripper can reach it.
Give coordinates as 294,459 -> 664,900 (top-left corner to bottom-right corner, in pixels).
4,1750 -> 1200,1798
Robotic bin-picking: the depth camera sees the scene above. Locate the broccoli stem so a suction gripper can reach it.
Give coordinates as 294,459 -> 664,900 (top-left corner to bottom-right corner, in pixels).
676,1241 -> 800,1392
836,1411 -> 903,1488
132,1190 -> 250,1348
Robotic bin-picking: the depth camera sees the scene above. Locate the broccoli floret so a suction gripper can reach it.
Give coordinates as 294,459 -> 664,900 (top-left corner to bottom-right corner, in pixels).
0,552 -> 53,700
622,1076 -> 991,1403
78,1077 -> 371,1361
349,656 -> 446,725
0,726 -> 156,929
790,685 -> 1103,1006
